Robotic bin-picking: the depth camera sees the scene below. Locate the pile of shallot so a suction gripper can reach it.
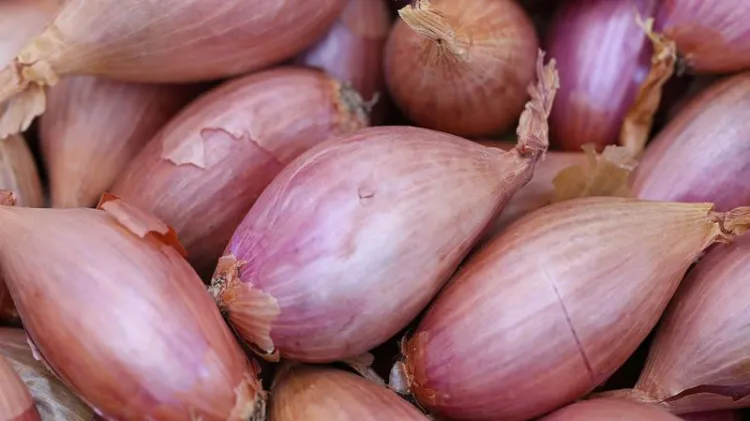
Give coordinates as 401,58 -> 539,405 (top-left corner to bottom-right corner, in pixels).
1,0 -> 749,420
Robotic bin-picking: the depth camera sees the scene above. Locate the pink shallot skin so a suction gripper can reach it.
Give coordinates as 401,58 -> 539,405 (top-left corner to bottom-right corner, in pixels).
220,126 -> 542,363
541,399 -> 682,421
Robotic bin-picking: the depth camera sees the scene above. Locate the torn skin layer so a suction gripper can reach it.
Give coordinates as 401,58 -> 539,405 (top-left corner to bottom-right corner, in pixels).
0,200 -> 264,420
110,67 -> 369,276
0,0 -> 349,137
401,198 -> 744,421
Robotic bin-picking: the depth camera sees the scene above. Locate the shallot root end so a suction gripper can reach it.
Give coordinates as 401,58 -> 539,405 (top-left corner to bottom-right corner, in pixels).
332,81 -> 371,134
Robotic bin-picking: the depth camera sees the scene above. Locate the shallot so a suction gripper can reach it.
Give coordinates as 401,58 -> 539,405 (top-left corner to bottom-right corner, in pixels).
0,0 -> 347,138
546,0 -> 656,151
0,194 -> 264,420
392,197 -> 750,421
633,71 -> 750,211
111,67 -> 370,275
40,76 -> 195,208
209,53 -> 559,363
0,0 -> 60,67
385,0 -> 539,136
270,364 -> 429,420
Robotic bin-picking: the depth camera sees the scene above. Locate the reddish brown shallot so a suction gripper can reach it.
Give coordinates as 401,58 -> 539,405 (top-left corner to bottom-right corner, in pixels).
392,197 -> 750,421
385,0 -> 539,136
111,67 -> 370,276
0,193 -> 264,420
0,0 -> 347,138
209,53 -> 558,363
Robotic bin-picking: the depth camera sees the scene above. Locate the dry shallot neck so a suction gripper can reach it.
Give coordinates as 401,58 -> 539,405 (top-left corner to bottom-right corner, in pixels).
333,81 -> 372,132
515,52 -> 559,159
398,0 -> 467,58
710,207 -> 750,242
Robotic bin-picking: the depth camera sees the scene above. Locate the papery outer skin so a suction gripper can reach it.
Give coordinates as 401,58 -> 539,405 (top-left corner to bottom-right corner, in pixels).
40,76 -> 196,208
0,206 -> 263,420
404,197 -> 721,421
0,328 -> 94,421
633,72 -> 750,212
632,235 -> 750,413
541,399 -> 682,420
0,135 -> 43,208
477,140 -> 586,242
297,0 -> 392,103
221,126 -> 539,362
111,67 -> 369,276
18,0 -> 347,83
0,0 -> 60,67
0,354 -> 40,421
547,0 -> 655,151
384,0 -> 538,137
655,0 -> 750,73
682,411 -> 743,421
270,365 -> 429,420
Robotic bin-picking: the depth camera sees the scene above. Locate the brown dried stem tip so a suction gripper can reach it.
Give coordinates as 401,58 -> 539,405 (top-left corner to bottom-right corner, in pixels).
516,50 -> 560,157
553,144 -> 638,202
398,0 -> 466,57
619,15 -> 677,156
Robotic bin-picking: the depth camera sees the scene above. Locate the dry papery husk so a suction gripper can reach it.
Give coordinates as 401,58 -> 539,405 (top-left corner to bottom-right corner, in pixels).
0,193 -> 264,420
111,67 -> 370,276
0,328 -> 94,420
391,195 -> 750,421
478,142 -> 636,243
269,363 -> 429,420
40,76 -> 198,208
210,52 -> 559,363
598,234 -> 750,414
0,0 -> 348,138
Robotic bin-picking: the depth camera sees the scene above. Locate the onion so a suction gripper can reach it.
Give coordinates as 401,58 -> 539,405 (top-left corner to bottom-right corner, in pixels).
655,1 -> 750,73
547,0 -> 656,151
542,399 -> 682,420
384,0 -> 539,137
633,72 -> 750,211
270,364 -> 429,420
297,0 -> 392,121
0,328 -> 94,420
391,197 -> 750,421
40,76 -> 195,208
0,0 -> 348,138
111,67 -> 370,276
608,235 -> 750,413
0,0 -> 60,67
0,134 -> 42,208
209,54 -> 559,363
0,193 -> 264,420
682,411 -> 743,421
0,353 -> 40,421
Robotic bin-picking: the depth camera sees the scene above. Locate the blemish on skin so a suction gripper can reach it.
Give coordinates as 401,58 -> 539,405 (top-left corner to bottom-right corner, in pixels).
357,186 -> 375,206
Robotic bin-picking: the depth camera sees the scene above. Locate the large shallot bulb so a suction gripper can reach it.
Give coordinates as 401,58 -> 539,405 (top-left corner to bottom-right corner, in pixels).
385,0 -> 539,137
0,0 -> 348,138
209,53 -> 559,363
0,193 -> 264,420
392,197 -> 750,421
